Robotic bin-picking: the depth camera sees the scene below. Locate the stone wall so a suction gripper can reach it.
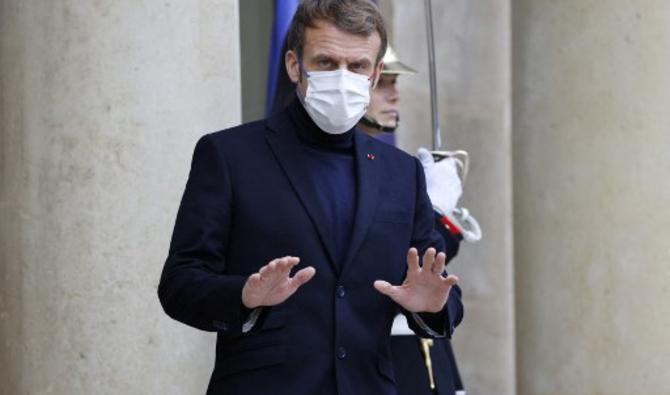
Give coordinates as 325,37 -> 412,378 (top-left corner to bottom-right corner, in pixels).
0,1 -> 241,393
513,1 -> 670,394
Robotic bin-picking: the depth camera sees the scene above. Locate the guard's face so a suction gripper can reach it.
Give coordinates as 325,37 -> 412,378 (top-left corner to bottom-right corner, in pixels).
285,20 -> 383,97
367,74 -> 400,129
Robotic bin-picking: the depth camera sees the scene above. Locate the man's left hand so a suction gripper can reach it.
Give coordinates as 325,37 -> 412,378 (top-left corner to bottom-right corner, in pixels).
373,247 -> 458,313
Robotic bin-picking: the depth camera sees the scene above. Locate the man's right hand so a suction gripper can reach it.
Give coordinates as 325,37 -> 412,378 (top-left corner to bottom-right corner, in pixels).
241,256 -> 316,309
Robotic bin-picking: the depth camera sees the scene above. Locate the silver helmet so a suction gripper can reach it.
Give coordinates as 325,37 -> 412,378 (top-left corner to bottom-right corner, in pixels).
381,45 -> 417,75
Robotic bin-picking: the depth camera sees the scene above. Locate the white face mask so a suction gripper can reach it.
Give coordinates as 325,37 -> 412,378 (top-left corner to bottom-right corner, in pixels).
301,68 -> 372,135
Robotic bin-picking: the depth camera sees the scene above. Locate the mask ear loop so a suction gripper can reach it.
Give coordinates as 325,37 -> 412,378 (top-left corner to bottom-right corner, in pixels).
369,72 -> 378,89
295,59 -> 311,103
369,59 -> 383,89
298,60 -> 308,79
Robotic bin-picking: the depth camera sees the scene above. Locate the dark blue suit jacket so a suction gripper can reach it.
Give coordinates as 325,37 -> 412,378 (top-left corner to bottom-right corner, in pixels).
158,105 -> 463,395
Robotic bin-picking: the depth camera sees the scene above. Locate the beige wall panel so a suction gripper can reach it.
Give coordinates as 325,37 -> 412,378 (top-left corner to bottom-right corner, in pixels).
514,1 -> 670,394
0,1 -> 240,393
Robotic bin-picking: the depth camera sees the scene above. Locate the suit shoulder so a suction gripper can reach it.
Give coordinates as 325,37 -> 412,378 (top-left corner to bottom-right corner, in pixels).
193,119 -> 271,157
204,119 -> 267,143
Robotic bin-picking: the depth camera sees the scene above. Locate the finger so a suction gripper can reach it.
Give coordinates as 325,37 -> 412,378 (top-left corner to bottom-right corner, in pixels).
433,252 -> 446,275
422,248 -> 436,271
416,147 -> 434,166
285,256 -> 301,270
292,266 -> 315,284
247,272 -> 262,286
261,257 -> 298,277
276,256 -> 291,273
373,280 -> 398,297
259,259 -> 279,277
406,248 -> 420,273
289,267 -> 316,291
279,257 -> 302,282
443,274 -> 459,288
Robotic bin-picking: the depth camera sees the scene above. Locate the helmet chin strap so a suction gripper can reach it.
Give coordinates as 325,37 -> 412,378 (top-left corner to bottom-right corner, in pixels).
359,113 -> 399,133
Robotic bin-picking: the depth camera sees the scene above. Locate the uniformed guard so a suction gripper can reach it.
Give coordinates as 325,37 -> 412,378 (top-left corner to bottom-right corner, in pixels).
358,44 -> 480,395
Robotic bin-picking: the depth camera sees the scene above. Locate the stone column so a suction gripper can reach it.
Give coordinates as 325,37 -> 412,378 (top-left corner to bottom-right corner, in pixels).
513,1 -> 670,394
0,1 -> 240,393
389,1 -> 515,394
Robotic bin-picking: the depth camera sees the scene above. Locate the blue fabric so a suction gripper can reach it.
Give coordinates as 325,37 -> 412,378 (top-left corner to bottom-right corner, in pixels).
375,131 -> 397,146
290,96 -> 357,267
266,0 -> 299,115
158,98 -> 463,395
301,147 -> 356,266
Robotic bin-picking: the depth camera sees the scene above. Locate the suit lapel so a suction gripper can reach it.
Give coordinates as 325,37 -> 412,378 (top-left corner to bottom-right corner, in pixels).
265,113 -> 339,274
340,131 -> 381,277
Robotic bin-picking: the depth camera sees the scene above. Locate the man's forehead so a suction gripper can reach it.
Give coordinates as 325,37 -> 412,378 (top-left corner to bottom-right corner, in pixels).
303,20 -> 381,61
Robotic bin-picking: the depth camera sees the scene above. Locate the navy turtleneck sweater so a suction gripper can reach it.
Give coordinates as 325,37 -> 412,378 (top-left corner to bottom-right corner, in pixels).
287,97 -> 356,267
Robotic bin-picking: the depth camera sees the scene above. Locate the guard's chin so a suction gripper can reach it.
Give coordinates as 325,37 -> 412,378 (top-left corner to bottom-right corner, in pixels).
379,117 -> 397,129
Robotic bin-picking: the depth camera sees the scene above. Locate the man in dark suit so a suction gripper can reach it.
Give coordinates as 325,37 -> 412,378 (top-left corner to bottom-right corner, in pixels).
158,1 -> 463,394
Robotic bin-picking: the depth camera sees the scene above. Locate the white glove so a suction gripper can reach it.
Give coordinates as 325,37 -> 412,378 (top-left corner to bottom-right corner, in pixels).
417,147 -> 463,215
417,147 -> 482,243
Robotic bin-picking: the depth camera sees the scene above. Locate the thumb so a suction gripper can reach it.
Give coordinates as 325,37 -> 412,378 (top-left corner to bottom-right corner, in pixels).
373,280 -> 397,297
444,274 -> 459,288
291,266 -> 316,287
416,147 -> 434,167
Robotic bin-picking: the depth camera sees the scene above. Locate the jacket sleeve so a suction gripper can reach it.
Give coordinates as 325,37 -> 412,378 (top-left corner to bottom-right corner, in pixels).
158,134 -> 248,334
403,158 -> 464,339
435,211 -> 463,264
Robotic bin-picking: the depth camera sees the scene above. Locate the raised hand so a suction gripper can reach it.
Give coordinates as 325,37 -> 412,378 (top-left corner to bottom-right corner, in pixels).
241,256 -> 316,309
374,248 -> 458,313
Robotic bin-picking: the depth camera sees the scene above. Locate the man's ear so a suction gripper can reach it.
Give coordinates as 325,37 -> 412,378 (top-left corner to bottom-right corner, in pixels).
285,50 -> 301,84
371,61 -> 384,89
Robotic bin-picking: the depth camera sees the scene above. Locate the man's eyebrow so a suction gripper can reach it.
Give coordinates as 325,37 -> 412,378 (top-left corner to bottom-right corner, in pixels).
311,53 -> 338,62
348,58 -> 373,67
310,54 -> 372,66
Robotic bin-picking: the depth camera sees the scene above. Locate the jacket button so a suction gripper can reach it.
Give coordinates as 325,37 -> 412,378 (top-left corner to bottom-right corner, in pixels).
337,346 -> 347,359
336,285 -> 346,298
